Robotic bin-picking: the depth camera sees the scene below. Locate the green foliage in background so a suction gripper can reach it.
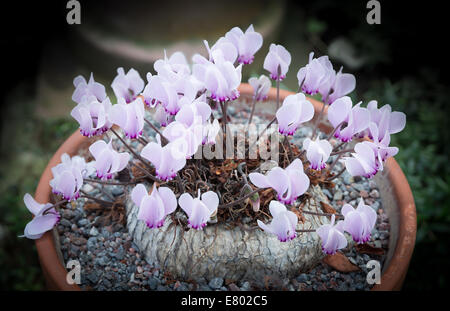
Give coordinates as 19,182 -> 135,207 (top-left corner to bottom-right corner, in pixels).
360,71 -> 450,289
361,71 -> 450,243
0,83 -> 78,290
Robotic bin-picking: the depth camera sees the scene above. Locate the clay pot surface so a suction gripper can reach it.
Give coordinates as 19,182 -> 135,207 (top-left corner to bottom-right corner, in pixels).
34,83 -> 416,290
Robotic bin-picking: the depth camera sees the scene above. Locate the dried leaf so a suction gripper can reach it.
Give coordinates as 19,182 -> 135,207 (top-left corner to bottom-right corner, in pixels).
320,201 -> 336,214
356,243 -> 385,256
322,252 -> 360,273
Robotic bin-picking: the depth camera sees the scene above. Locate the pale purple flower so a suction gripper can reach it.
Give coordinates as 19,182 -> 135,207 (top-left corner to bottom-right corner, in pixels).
257,201 -> 298,242
131,183 -> 177,229
248,75 -> 271,101
342,198 -> 377,244
174,99 -> 211,128
154,50 -> 190,75
70,97 -> 112,137
89,140 -> 130,180
322,67 -> 356,105
72,73 -> 106,104
143,74 -> 179,114
297,52 -> 334,95
202,119 -> 221,145
153,105 -> 172,127
344,142 -> 378,178
109,97 -> 145,139
141,135 -> 187,181
303,137 -> 332,170
225,24 -> 263,64
111,67 -> 144,103
50,154 -> 92,201
263,43 -> 291,81
327,96 -> 370,142
204,38 -> 238,64
316,214 -> 347,255
179,190 -> 219,230
163,121 -> 203,159
20,194 -> 60,240
276,93 -> 315,136
367,100 -> 406,139
193,49 -> 242,103
364,123 -> 399,171
249,159 -> 310,205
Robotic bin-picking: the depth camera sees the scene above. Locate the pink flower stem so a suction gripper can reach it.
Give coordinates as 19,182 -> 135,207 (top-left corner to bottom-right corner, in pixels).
247,97 -> 257,125
301,210 -> 343,218
84,177 -> 145,186
295,229 -> 316,233
249,116 -> 276,150
311,91 -> 331,140
276,66 -> 281,110
144,118 -> 169,145
80,190 -> 114,205
220,101 -> 229,134
328,153 -> 344,172
330,148 -> 354,156
326,167 -> 347,181
110,128 -> 162,183
284,136 -> 294,161
327,121 -> 347,141
218,188 -> 263,209
176,174 -> 184,193
130,162 -> 164,184
42,199 -> 68,215
332,141 -> 347,152
137,136 -> 148,145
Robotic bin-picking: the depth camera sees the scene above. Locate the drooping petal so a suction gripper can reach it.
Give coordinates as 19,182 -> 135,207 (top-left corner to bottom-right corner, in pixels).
131,183 -> 148,206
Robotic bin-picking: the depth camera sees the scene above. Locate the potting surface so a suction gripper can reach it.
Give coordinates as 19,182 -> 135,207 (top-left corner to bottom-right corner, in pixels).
56,101 -> 390,291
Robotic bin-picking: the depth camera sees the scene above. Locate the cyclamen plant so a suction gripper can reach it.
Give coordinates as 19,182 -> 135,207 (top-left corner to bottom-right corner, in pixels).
21,25 -> 406,257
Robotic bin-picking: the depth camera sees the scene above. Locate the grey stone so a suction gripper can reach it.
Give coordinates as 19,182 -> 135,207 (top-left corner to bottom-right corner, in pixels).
296,273 -> 309,283
208,277 -> 224,289
240,281 -> 251,291
87,271 -> 99,284
333,190 -> 343,201
60,219 -> 72,227
112,187 -> 124,196
89,227 -> 99,237
353,183 -> 364,192
78,219 -> 88,227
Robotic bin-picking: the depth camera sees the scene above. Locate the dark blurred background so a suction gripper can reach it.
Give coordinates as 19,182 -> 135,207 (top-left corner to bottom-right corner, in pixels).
1,0 -> 449,290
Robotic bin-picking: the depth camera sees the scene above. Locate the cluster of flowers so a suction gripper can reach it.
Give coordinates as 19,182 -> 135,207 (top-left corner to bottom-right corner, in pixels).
20,25 -> 406,257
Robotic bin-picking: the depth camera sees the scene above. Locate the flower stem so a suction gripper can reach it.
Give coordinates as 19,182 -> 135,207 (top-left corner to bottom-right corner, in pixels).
42,199 -> 68,215
249,116 -> 276,150
130,162 -> 163,184
276,65 -> 281,110
311,102 -> 326,140
301,210 -> 343,218
327,167 -> 347,181
144,118 -> 169,145
327,121 -> 346,141
328,153 -> 344,172
332,141 -> 347,152
330,148 -> 354,156
218,188 -> 262,209
84,177 -> 145,186
80,190 -> 114,205
110,128 -> 158,180
247,97 -> 257,125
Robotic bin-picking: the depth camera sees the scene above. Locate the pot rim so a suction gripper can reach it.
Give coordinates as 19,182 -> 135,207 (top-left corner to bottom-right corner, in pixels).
34,83 -> 416,291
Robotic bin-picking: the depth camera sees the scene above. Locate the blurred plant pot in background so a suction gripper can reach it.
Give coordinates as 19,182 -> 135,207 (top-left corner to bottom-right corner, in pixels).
70,0 -> 285,78
34,84 -> 416,290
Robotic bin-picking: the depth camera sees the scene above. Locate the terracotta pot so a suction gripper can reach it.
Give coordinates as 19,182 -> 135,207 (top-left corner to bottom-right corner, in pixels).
34,83 -> 416,291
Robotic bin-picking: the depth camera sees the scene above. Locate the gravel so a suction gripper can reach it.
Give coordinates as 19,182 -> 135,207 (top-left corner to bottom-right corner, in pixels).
57,101 -> 391,291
